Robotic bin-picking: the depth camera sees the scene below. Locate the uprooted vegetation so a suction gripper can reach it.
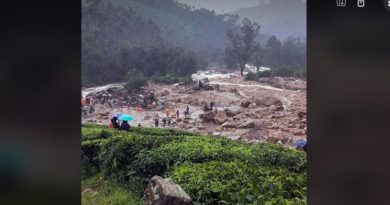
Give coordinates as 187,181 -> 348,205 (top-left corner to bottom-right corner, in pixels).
81,124 -> 306,204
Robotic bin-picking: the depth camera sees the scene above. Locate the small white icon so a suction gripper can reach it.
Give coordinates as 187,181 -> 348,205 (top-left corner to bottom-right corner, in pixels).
385,0 -> 390,10
357,0 -> 365,7
337,0 -> 347,7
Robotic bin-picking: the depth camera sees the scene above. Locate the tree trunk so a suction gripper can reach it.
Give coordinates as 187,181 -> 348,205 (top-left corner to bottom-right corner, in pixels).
256,65 -> 260,72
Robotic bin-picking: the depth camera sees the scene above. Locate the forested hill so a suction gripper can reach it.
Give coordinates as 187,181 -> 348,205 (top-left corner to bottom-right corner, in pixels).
232,0 -> 306,40
82,0 -> 240,86
110,0 -> 239,61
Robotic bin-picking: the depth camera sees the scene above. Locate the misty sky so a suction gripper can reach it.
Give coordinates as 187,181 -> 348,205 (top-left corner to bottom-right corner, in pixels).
177,0 -> 262,14
177,0 -> 306,14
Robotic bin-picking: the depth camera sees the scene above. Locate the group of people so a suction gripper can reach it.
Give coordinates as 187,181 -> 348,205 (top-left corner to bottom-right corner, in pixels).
110,116 -> 130,131
203,101 -> 215,111
81,97 -> 95,117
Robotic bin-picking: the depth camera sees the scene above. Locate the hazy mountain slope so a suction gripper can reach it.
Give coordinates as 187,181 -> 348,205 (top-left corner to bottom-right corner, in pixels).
232,0 -> 306,40
104,0 -> 239,63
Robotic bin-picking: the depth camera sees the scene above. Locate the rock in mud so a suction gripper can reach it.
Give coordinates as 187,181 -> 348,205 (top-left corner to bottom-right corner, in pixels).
240,101 -> 251,108
240,128 -> 269,141
255,97 -> 282,107
199,110 -> 217,122
223,107 -> 241,117
143,176 -> 192,205
237,119 -> 256,129
214,111 -> 228,124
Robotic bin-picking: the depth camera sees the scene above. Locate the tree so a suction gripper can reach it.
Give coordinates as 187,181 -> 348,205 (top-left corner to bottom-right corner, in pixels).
125,70 -> 147,91
225,18 -> 260,76
251,43 -> 266,72
264,35 -> 282,67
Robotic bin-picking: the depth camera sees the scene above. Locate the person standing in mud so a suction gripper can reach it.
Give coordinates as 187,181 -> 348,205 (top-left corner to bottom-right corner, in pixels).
154,118 -> 159,127
210,102 -> 215,110
162,118 -> 167,127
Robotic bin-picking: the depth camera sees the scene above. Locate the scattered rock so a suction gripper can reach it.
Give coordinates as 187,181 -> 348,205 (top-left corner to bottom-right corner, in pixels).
214,111 -> 228,124
143,176 -> 192,205
255,97 -> 282,107
240,101 -> 251,108
237,119 -> 256,129
144,115 -> 152,120
223,107 -> 241,117
199,110 -> 216,122
222,121 -> 236,128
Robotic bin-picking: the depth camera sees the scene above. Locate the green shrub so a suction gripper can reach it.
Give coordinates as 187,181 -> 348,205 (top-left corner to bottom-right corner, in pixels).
155,73 -> 179,84
125,70 -> 147,91
80,126 -> 307,204
245,71 -> 271,81
244,71 -> 256,81
82,127 -> 117,141
98,135 -> 186,185
179,75 -> 193,85
252,143 -> 307,173
82,174 -> 141,205
170,161 -> 306,205
134,137 -> 254,180
81,139 -> 107,179
257,70 -> 271,78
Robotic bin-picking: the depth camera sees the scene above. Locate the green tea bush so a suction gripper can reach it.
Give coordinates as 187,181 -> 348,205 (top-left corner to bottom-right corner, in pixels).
82,174 -> 142,205
252,143 -> 307,173
133,137 -> 254,179
82,127 -> 117,141
170,161 -> 306,205
81,139 -> 107,178
80,126 -> 307,204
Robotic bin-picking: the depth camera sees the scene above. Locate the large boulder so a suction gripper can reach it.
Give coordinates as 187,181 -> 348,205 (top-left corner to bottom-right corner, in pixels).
237,119 -> 256,129
144,176 -> 192,205
223,107 -> 241,117
199,110 -> 217,122
214,111 -> 228,124
240,101 -> 251,108
255,97 -> 282,107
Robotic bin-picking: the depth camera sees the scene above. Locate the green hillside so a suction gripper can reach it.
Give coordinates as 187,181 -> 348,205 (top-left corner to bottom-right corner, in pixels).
81,124 -> 307,204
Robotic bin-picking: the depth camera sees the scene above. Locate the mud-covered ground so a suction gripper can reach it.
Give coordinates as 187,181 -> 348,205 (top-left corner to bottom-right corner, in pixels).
82,71 -> 306,145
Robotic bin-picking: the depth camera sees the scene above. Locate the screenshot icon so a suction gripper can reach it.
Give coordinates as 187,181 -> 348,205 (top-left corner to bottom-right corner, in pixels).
386,0 -> 390,10
358,0 -> 365,7
337,0 -> 347,7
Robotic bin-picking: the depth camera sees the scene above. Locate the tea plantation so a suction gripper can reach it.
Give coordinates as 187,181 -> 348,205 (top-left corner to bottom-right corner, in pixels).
81,124 -> 307,205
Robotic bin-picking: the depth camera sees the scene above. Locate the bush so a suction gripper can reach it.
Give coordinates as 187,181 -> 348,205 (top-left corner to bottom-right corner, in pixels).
81,139 -> 107,179
80,126 -> 307,204
245,70 -> 271,81
155,73 -> 179,84
257,70 -> 271,78
244,71 -> 256,81
82,174 -> 142,205
170,161 -> 306,204
271,65 -> 303,77
125,70 -> 147,91
179,75 -> 193,85
252,143 -> 307,173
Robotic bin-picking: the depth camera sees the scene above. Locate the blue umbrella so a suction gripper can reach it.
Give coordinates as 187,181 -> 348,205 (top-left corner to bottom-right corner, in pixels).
118,114 -> 135,121
294,140 -> 306,148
